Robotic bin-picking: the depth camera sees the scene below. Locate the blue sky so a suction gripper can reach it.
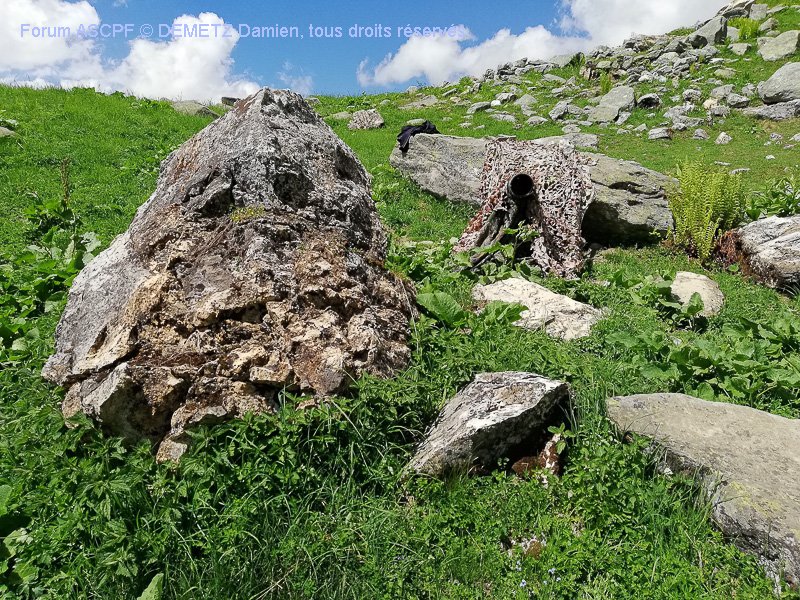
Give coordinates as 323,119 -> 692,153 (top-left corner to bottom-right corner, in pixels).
92,0 -> 568,94
1,0 -> 724,100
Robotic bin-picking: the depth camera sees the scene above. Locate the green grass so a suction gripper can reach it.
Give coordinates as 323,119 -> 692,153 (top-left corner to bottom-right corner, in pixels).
2,13 -> 800,596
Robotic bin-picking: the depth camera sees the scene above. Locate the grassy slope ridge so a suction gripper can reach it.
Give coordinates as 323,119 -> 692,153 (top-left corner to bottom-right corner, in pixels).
1,4 -> 800,599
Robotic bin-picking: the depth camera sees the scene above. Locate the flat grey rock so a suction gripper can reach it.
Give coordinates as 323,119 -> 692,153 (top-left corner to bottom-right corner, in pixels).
759,62 -> 800,104
587,86 -> 636,123
743,99 -> 800,120
607,393 -> 800,588
400,95 -> 439,110
472,278 -> 604,340
408,372 -> 570,477
758,30 -> 800,61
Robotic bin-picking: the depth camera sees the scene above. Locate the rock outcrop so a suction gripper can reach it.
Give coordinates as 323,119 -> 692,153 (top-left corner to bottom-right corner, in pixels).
43,88 -> 415,461
607,393 -> 800,589
408,372 -> 570,477
720,215 -> 800,293
389,134 -> 674,243
473,278 -> 604,340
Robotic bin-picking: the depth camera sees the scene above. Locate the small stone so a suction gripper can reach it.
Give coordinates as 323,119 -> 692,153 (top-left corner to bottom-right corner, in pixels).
714,68 -> 737,80
693,128 -> 710,140
526,116 -> 548,126
729,42 -> 751,55
670,272 -> 724,317
715,132 -> 733,144
648,127 -> 672,140
726,93 -> 750,108
0,126 -> 15,138
637,93 -> 661,108
406,118 -> 426,126
467,101 -> 492,114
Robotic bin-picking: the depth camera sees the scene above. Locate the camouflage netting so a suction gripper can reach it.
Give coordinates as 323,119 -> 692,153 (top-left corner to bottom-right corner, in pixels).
454,139 -> 596,279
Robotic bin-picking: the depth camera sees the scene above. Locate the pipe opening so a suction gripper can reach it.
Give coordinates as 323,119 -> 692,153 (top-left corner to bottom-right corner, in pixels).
507,173 -> 535,200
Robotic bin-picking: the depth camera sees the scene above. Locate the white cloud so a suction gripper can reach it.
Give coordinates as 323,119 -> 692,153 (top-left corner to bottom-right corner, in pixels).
0,0 -> 100,73
358,0 -> 726,87
0,2 -> 261,102
277,61 -> 314,96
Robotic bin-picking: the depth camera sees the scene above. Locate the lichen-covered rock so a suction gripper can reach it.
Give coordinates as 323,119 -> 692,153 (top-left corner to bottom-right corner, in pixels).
587,86 -> 636,123
408,372 -> 570,477
348,109 -> 385,129
43,88 -> 415,461
607,394 -> 800,589
719,215 -> 800,293
758,31 -> 800,61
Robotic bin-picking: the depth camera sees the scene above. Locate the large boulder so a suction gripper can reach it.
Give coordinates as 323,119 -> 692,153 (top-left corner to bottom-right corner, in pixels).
389,134 -> 674,243
719,215 -> 800,293
587,86 -> 636,123
43,89 -> 415,461
473,278 -> 604,340
688,16 -> 728,48
408,372 -> 570,477
758,31 -> 800,61
607,394 -> 800,588
758,62 -> 800,104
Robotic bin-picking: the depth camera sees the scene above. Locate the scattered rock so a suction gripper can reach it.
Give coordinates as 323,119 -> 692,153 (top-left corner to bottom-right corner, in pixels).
491,113 -> 517,123
759,31 -> 800,61
716,132 -> 733,144
726,93 -> 750,108
495,92 -> 517,104
526,116 -> 548,126
607,393 -> 800,589
693,128 -> 710,140
408,372 -> 570,477
720,215 -> 800,292
670,272 -> 724,317
730,42 -> 751,55
683,88 -> 702,102
43,89 -> 415,461
328,111 -> 352,120
171,100 -> 219,118
406,118 -> 426,126
688,16 -> 728,48
637,93 -> 661,108
648,127 -> 672,140
587,86 -> 636,123
749,3 -> 769,20
714,68 -> 737,80
467,101 -> 492,114
0,127 -> 15,138
400,95 -> 438,110
716,0 -> 754,19
759,17 -> 778,33
743,99 -> 800,120
348,109 -> 385,130
711,84 -> 735,100
473,278 -> 604,340
549,100 -> 572,121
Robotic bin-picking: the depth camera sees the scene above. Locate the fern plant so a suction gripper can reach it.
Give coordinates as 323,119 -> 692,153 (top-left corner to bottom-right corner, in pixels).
669,162 -> 745,261
599,72 -> 613,95
729,17 -> 760,41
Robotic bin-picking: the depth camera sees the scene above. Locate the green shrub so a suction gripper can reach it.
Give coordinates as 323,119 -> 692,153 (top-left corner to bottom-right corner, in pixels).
599,72 -> 613,95
669,162 -> 745,261
747,174 -> 800,219
729,18 -> 760,41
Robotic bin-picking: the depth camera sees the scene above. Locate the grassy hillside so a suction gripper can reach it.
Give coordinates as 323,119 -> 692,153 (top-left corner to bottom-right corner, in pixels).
1,5 -> 800,599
